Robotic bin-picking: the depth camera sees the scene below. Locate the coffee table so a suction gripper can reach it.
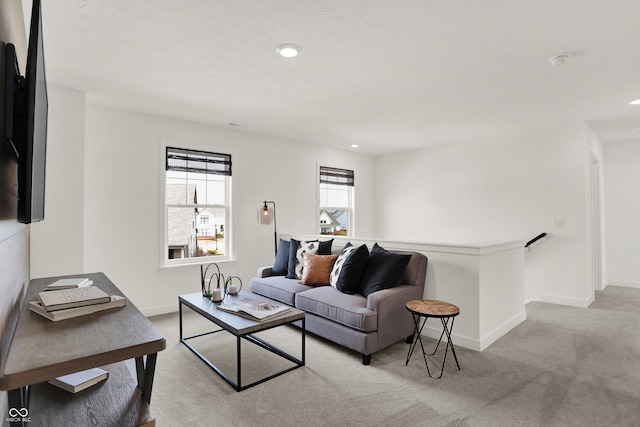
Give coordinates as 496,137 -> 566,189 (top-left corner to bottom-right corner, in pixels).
179,291 -> 305,391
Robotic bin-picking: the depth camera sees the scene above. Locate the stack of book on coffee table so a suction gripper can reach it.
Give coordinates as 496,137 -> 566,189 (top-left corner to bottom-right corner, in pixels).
217,297 -> 290,322
29,278 -> 127,321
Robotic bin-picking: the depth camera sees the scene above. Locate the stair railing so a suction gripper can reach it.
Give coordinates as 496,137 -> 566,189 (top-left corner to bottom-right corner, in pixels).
525,232 -> 547,249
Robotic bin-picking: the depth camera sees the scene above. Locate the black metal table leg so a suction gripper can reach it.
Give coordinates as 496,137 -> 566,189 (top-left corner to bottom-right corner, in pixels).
405,299 -> 461,379
236,334 -> 242,391
441,317 -> 460,370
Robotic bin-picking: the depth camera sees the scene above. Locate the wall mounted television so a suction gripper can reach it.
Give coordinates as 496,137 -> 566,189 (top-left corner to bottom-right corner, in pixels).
4,0 -> 48,224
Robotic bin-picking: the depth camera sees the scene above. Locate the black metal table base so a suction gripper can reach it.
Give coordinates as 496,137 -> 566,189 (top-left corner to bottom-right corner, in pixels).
406,314 -> 460,379
180,304 -> 305,392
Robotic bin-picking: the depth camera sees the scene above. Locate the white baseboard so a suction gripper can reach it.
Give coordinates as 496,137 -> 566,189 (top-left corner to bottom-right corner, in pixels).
419,311 -> 526,352
420,326 -> 481,351
478,311 -> 527,351
539,293 -> 594,308
605,280 -> 640,289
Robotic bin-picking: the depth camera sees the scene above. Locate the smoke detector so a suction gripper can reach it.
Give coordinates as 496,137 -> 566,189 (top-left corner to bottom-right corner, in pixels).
549,53 -> 571,67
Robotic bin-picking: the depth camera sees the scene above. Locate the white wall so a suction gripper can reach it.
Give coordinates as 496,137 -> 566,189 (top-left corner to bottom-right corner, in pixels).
604,140 -> 640,288
374,123 -> 594,306
32,89 -> 635,316
30,85 -> 86,277
32,95 -> 376,314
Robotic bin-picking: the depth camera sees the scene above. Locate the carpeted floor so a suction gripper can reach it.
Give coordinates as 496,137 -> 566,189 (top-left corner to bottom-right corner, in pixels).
146,286 -> 640,426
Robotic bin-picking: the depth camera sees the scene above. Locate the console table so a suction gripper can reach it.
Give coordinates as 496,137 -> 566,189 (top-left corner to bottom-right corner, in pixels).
0,272 -> 166,426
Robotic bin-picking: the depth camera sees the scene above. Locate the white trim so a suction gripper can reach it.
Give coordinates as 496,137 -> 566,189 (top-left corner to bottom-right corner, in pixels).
605,280 -> 640,289
420,327 -> 481,352
279,233 -> 525,256
539,293 -> 595,308
159,258 -> 237,272
159,141 -> 233,268
317,163 -> 354,237
479,310 -> 527,351
419,309 -> 526,352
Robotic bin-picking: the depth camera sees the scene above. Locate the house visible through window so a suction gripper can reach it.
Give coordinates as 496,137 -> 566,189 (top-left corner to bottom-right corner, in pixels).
165,147 -> 231,263
319,166 -> 354,236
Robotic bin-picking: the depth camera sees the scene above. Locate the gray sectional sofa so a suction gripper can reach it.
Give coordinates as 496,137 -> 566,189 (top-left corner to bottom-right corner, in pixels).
250,247 -> 428,365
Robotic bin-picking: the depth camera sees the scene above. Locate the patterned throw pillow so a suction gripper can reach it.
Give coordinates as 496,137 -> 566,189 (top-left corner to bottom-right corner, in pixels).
295,241 -> 320,279
330,244 -> 357,287
329,243 -> 369,294
286,238 -> 333,279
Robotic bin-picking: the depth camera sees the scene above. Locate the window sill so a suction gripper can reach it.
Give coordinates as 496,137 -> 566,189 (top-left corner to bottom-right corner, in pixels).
159,258 -> 238,273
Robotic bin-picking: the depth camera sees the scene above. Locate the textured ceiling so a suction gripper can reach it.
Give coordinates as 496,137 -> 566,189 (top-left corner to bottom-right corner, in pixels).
29,0 -> 640,155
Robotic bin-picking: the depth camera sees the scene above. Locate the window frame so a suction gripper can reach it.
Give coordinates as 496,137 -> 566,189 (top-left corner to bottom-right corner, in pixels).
318,165 -> 354,237
161,144 -> 233,268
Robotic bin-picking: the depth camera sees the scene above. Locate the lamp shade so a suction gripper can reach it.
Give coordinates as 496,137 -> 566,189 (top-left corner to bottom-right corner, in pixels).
259,206 -> 273,225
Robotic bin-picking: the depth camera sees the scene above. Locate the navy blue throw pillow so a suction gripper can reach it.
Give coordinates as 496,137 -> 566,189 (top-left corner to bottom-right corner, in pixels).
271,239 -> 291,276
358,243 -> 411,298
286,238 -> 303,279
318,238 -> 334,255
330,243 -> 369,294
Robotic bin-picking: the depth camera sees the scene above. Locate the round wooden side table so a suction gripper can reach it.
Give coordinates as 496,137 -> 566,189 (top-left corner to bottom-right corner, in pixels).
405,299 -> 461,379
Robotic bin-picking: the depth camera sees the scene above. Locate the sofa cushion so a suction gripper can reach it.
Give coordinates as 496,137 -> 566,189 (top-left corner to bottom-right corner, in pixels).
250,276 -> 312,306
299,253 -> 338,286
271,239 -> 290,276
359,243 -> 411,298
295,287 -> 377,332
330,243 -> 369,294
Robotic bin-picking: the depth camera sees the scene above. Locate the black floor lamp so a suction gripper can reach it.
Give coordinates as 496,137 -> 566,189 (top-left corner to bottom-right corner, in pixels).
259,201 -> 277,256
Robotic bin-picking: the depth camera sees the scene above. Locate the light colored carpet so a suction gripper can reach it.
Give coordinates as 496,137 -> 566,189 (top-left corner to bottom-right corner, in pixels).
147,286 -> 640,426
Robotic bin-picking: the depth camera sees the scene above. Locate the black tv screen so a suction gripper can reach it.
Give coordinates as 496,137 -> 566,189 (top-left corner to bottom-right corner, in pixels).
17,0 -> 48,223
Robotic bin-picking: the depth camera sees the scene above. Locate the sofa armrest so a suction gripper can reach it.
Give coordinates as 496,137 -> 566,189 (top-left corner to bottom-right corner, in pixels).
367,284 -> 425,349
256,266 -> 274,278
366,285 -> 423,313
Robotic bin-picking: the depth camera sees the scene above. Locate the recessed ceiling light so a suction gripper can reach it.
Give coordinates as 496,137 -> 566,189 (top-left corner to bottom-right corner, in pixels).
628,99 -> 640,105
350,144 -> 359,148
276,43 -> 301,58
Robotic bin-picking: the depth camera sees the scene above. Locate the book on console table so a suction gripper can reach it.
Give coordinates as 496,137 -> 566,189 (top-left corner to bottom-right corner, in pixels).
45,277 -> 93,290
29,295 -> 127,321
38,286 -> 111,312
49,367 -> 109,393
217,298 -> 290,322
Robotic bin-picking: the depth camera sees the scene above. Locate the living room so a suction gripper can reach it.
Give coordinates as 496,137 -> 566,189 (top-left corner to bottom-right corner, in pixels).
1,1 -> 639,425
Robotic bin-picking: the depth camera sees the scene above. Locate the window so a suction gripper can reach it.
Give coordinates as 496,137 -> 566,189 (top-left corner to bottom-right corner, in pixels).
319,166 -> 354,236
164,147 -> 231,264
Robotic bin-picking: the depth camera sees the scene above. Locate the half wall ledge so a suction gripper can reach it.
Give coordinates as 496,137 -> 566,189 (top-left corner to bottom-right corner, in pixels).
279,234 -> 526,352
